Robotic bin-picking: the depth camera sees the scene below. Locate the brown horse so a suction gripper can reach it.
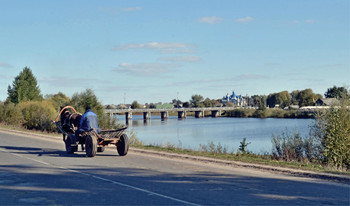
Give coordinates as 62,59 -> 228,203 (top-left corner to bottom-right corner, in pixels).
60,107 -> 82,135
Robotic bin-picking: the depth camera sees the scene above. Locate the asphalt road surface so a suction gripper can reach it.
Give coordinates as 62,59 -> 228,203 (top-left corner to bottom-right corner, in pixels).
0,130 -> 349,205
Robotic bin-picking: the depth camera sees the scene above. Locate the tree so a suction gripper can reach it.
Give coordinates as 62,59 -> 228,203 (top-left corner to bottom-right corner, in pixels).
7,67 -> 42,104
203,98 -> 216,107
172,99 -> 182,108
250,95 -> 266,109
290,90 -> 300,105
45,92 -> 70,110
131,101 -> 141,109
325,86 -> 349,99
190,94 -> 204,108
267,93 -> 278,108
267,91 -> 291,108
70,89 -> 118,129
182,102 -> 190,108
70,89 -> 102,112
296,89 -> 322,107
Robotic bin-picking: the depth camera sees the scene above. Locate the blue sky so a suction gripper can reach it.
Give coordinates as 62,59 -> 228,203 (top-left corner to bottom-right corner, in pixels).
0,0 -> 349,104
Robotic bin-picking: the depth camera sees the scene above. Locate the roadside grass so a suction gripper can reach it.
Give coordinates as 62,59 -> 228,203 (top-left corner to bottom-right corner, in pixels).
128,138 -> 350,176
1,124 -> 348,176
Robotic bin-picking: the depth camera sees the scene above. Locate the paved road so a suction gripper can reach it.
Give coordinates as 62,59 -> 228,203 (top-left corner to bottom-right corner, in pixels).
0,130 -> 349,205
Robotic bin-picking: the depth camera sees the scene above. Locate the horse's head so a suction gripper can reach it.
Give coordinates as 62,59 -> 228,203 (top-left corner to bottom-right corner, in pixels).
60,107 -> 71,124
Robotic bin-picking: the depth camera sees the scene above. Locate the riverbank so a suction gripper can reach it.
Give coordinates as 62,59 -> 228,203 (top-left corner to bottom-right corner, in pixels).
129,139 -> 350,177
225,108 -> 314,118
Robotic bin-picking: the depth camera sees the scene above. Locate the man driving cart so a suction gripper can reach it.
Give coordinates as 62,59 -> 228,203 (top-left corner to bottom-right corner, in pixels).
74,105 -> 101,149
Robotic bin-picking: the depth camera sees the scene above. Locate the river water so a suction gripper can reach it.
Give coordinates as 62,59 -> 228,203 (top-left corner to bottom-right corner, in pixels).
117,115 -> 314,154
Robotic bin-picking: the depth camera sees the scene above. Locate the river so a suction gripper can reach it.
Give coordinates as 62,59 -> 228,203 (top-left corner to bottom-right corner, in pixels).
117,115 -> 314,154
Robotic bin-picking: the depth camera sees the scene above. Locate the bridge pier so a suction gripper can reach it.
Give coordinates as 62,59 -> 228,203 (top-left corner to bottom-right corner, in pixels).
143,112 -> 151,120
211,110 -> 221,117
178,111 -> 186,119
195,111 -> 204,118
125,112 -> 132,121
161,111 -> 168,120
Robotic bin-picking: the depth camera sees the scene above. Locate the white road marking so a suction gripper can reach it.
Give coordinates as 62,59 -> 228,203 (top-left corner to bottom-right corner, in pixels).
0,148 -> 199,206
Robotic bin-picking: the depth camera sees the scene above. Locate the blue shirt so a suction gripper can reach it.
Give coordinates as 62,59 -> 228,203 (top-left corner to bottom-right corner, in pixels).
79,109 -> 101,133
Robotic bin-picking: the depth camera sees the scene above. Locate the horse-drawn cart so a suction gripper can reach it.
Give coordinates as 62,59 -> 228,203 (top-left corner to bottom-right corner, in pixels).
53,106 -> 129,157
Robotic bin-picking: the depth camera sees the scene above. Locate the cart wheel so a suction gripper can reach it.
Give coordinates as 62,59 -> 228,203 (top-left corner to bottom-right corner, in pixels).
97,146 -> 105,153
85,134 -> 97,157
65,134 -> 77,154
116,134 -> 129,156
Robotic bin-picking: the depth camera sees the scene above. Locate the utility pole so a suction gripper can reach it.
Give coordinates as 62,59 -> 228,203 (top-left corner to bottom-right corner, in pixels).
177,92 -> 179,108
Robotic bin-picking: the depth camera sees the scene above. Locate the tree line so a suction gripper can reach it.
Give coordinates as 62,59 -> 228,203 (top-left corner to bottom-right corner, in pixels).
132,86 -> 348,110
1,67 -> 349,169
1,67 -> 118,132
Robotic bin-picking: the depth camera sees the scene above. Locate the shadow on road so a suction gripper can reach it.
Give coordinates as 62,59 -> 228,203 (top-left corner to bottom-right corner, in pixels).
0,145 -> 87,158
0,145 -> 349,205
0,161 -> 349,205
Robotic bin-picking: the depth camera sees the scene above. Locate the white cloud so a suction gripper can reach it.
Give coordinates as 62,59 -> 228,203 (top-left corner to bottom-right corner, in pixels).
158,56 -> 201,62
112,42 -> 196,53
235,16 -> 254,23
113,62 -> 180,77
198,16 -> 223,24
0,62 -> 13,68
122,7 -> 142,12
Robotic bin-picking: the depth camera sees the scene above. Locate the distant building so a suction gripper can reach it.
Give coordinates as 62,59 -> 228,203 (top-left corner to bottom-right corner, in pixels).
289,105 -> 300,110
105,104 -> 117,109
315,98 -> 339,106
117,104 -> 131,109
222,91 -> 246,106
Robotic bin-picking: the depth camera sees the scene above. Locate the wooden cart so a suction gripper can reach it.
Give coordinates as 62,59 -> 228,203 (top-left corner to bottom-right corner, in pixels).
53,106 -> 129,157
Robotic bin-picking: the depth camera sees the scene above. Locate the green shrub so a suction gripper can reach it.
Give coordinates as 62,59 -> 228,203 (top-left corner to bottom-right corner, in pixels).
45,92 -> 71,111
270,108 -> 286,118
0,102 -> 23,126
69,89 -> 122,129
253,109 -> 269,118
199,141 -> 229,155
18,100 -> 57,132
128,130 -> 144,146
312,97 -> 350,169
227,109 -> 253,117
239,138 -> 251,154
271,130 -> 318,162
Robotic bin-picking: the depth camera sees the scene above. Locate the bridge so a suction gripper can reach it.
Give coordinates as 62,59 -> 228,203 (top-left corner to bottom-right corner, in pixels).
105,106 -> 342,122
105,107 -> 237,121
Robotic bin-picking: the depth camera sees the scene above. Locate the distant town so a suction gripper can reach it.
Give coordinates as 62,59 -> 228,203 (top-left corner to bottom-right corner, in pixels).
105,88 -> 344,110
